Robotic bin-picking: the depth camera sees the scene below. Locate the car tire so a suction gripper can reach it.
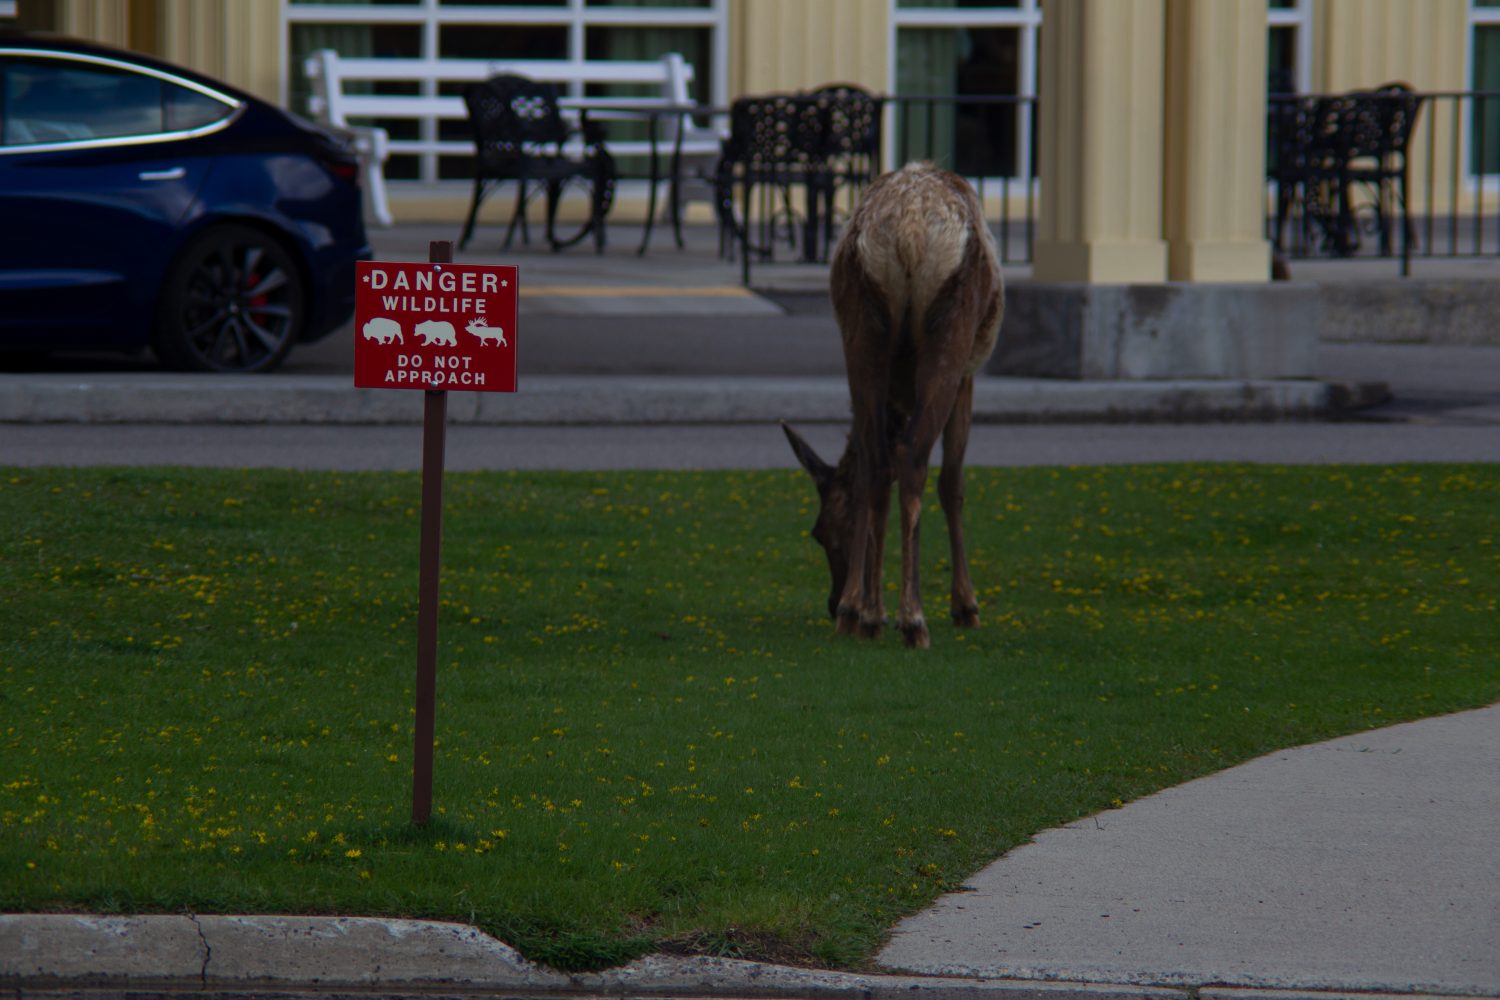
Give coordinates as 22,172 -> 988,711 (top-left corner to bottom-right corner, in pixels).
154,224 -> 306,373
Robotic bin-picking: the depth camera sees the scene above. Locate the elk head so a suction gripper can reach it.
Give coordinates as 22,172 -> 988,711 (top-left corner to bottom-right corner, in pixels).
782,423 -> 853,621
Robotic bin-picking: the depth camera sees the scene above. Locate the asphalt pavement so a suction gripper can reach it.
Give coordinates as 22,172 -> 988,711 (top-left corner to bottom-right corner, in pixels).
3,222 -> 1499,998
3,221 -> 1500,468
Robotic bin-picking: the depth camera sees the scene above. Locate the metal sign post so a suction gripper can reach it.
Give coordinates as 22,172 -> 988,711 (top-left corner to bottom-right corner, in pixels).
353,240 -> 519,827
411,242 -> 450,827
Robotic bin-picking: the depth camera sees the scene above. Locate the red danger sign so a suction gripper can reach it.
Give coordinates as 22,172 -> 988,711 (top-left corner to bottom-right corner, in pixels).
354,260 -> 518,392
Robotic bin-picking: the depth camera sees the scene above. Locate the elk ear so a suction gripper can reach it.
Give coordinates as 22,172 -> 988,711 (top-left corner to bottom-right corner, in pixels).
782,422 -> 833,490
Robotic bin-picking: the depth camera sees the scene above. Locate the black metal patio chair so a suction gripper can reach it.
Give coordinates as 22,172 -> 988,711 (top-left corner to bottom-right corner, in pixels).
459,74 -> 616,254
805,83 -> 882,255
1269,83 -> 1422,265
1337,82 -> 1423,259
714,93 -> 824,283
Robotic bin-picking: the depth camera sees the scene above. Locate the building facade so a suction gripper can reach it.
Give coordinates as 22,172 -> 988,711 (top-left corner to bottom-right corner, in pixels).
9,0 -> 1500,284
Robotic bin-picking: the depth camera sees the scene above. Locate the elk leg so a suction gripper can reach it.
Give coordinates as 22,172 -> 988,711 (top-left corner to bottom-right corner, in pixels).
894,443 -> 930,649
888,407 -> 948,650
860,479 -> 891,638
895,384 -> 962,648
837,408 -> 887,637
940,376 -> 980,627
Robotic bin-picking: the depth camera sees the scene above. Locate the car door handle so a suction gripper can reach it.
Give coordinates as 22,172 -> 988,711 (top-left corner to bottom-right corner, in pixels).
139,167 -> 187,181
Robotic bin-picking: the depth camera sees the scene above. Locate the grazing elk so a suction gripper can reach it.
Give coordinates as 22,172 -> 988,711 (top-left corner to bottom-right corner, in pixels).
783,162 -> 1003,648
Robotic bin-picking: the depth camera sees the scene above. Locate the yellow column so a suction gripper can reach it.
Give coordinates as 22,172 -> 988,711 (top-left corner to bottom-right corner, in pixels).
1162,0 -> 1271,282
1033,0 -> 1168,284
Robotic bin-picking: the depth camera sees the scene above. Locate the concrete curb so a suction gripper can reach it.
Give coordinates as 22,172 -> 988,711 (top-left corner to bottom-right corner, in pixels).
4,913 -> 1487,1000
0,374 -> 1347,425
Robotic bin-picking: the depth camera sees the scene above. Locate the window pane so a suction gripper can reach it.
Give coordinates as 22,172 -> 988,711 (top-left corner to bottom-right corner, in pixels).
165,85 -> 233,131
1268,25 -> 1296,92
1473,25 -> 1500,174
439,24 -> 568,60
439,0 -> 565,6
586,1 -> 711,7
583,25 -> 711,176
289,23 -> 421,119
584,25 -> 709,81
897,27 -> 1019,175
898,1 -> 1020,8
1,58 -> 162,144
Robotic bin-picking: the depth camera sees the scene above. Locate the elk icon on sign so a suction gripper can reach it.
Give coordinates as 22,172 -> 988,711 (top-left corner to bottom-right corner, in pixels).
362,317 -> 403,344
466,317 -> 508,348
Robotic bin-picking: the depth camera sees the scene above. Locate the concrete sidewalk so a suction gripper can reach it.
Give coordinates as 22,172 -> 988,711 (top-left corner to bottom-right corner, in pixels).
0,371 -> 1347,424
878,702 -> 1500,996
17,221 -> 1500,426
0,221 -> 1380,426
6,704 -> 1497,999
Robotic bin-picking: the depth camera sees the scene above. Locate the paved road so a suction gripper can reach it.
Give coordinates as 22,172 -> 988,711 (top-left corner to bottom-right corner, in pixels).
5,415 -> 1500,470
3,221 -> 1497,470
3,335 -> 1497,469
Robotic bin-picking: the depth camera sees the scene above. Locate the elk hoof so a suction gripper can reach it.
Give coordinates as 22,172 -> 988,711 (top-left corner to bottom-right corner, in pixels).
836,608 -> 861,636
953,605 -> 980,628
900,618 -> 930,649
858,617 -> 884,640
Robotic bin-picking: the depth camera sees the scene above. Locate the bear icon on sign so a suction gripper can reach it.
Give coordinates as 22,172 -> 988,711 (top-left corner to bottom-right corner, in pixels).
414,320 -> 458,347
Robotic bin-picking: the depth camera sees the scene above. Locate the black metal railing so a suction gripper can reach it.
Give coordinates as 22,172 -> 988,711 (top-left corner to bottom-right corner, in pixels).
713,88 -> 1500,279
1269,88 -> 1500,275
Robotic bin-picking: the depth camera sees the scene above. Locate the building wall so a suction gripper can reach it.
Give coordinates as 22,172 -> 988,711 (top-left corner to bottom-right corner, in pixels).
1313,0 -> 1469,215
1316,0 -> 1467,93
730,0 -> 887,97
19,0 -> 129,44
14,0 -> 1493,265
19,0 -> 282,101
153,0 -> 282,105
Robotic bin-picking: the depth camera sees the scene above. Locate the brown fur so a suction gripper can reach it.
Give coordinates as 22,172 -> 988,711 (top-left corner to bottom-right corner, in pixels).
784,162 -> 1003,648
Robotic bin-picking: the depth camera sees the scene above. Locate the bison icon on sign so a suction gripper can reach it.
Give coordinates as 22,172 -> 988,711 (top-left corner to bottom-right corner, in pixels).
362,317 -> 403,344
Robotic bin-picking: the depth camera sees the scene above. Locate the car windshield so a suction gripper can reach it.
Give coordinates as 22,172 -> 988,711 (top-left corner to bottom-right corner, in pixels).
1,55 -> 234,146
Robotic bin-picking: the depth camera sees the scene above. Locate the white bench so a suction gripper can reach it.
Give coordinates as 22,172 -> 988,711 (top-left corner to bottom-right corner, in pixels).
304,49 -> 723,228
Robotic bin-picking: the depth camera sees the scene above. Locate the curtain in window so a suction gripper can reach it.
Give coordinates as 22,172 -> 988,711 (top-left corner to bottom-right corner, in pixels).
289,23 -> 374,119
587,18 -> 711,172
897,28 -> 960,170
1474,25 -> 1500,176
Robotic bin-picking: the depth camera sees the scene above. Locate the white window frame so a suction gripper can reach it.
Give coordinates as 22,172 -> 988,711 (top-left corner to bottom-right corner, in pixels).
887,0 -> 1040,183
1470,0 -> 1500,183
282,0 -> 728,185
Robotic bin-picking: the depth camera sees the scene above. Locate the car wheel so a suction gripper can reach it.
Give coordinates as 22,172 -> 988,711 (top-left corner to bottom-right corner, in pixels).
154,225 -> 306,373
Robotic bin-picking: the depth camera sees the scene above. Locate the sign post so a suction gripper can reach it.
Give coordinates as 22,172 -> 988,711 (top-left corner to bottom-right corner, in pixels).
354,241 -> 519,826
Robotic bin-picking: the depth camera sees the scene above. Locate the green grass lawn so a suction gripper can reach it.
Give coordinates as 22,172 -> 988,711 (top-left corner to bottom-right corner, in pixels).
3,463 -> 1497,970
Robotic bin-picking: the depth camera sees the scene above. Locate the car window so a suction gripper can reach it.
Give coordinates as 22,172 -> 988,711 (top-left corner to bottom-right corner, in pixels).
165,84 -> 233,132
1,56 -> 233,147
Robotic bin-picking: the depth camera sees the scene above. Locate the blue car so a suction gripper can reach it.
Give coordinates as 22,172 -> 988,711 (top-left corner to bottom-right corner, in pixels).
0,33 -> 371,373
